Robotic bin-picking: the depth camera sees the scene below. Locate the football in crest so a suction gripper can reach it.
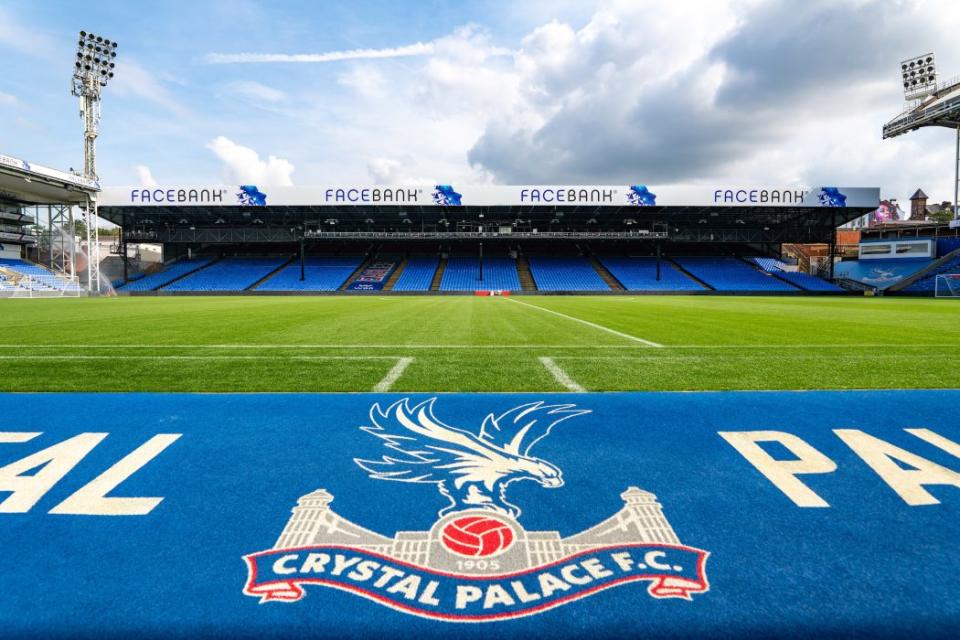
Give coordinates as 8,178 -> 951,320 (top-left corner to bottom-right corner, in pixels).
441,514 -> 515,557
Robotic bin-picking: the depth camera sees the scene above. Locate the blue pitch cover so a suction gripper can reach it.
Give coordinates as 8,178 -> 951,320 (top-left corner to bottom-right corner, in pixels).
0,390 -> 958,638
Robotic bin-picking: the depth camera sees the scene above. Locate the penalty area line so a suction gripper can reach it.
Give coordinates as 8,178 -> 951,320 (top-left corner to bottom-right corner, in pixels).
507,298 -> 662,348
539,357 -> 586,392
373,357 -> 415,392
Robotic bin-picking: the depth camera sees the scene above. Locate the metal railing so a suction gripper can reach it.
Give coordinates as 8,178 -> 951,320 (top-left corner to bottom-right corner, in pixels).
884,78 -> 960,137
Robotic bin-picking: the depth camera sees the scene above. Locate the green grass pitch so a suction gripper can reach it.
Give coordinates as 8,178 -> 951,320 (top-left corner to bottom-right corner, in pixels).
0,295 -> 957,393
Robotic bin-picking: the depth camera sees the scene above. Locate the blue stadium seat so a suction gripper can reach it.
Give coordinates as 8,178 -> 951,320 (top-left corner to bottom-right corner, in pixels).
901,255 -> 960,294
392,257 -> 439,291
257,257 -> 363,291
0,258 -> 83,292
163,257 -> 288,292
748,257 -> 842,292
750,257 -> 789,272
673,257 -> 798,292
440,257 -> 520,291
528,257 -> 609,291
117,258 -> 214,291
599,257 -> 704,291
767,271 -> 842,292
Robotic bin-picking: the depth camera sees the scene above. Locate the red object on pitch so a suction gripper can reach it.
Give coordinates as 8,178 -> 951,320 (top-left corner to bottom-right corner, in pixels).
441,515 -> 515,557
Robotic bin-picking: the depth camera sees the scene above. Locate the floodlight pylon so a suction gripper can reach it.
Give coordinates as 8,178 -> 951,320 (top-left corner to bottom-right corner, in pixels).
70,30 -> 118,294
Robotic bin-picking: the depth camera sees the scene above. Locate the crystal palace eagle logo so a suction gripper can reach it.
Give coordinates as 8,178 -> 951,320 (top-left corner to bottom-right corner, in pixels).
432,185 -> 462,206
817,187 -> 847,207
627,185 -> 657,206
242,399 -> 710,621
237,184 -> 267,206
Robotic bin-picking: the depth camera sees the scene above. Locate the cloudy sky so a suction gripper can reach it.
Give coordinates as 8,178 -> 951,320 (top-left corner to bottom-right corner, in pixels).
1,0 -> 958,203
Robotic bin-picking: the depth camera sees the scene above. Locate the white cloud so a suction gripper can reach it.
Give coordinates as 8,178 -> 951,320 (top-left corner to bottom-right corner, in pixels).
110,60 -> 191,116
204,42 -> 434,64
0,7 -> 57,59
136,165 -> 158,188
0,91 -> 16,106
338,66 -> 386,98
40,0 -> 953,201
224,81 -> 286,103
206,136 -> 295,186
457,0 -> 960,203
367,158 -> 433,185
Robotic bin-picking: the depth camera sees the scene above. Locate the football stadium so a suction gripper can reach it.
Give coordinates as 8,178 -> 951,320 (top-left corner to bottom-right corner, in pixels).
1,3 -> 959,639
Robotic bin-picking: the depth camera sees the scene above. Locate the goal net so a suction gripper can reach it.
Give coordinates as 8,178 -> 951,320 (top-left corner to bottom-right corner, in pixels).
934,274 -> 960,298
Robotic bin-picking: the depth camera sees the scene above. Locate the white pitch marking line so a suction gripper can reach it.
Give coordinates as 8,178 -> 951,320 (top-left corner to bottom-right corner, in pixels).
539,357 -> 586,392
507,298 -> 663,348
373,357 -> 415,392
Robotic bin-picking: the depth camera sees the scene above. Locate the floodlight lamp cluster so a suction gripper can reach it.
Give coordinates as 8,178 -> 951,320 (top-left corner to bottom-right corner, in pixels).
74,30 -> 118,89
901,53 -> 937,100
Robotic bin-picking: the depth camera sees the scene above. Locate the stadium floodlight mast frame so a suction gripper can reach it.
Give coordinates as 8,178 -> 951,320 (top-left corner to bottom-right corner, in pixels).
71,30 -> 117,294
72,30 -> 117,181
883,52 -> 960,220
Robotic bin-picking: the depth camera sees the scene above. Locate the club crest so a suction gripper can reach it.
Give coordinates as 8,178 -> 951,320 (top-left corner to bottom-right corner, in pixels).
627,185 -> 657,206
242,398 -> 710,621
817,186 -> 847,207
432,185 -> 462,206
237,184 -> 267,206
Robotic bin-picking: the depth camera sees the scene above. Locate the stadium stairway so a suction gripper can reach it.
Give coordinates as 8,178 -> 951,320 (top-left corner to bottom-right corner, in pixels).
667,258 -> 715,290
515,255 -> 538,291
782,243 -> 816,274
430,257 -> 447,291
887,247 -> 960,294
339,255 -> 374,291
247,256 -> 296,291
382,257 -> 407,291
588,256 -> 625,291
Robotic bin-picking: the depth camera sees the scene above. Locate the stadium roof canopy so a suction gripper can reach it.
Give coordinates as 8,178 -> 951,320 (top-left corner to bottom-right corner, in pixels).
883,77 -> 960,137
99,184 -> 879,245
0,152 -> 99,205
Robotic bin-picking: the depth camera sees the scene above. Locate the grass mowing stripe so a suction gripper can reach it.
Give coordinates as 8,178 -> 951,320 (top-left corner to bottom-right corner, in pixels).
1,296 -> 958,392
0,355 -> 399,360
507,298 -> 663,347
0,344 -> 651,349
373,357 -> 415,392
1,344 -> 958,350
538,357 -> 586,392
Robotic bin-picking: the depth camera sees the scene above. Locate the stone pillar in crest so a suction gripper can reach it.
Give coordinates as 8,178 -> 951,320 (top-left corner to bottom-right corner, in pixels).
619,486 -> 681,544
275,489 -> 335,548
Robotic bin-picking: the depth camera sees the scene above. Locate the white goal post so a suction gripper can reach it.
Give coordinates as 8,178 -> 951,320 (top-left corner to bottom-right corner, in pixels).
934,274 -> 960,298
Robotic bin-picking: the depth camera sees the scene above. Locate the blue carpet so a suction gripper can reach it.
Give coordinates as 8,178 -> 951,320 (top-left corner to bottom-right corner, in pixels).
0,391 -> 957,638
